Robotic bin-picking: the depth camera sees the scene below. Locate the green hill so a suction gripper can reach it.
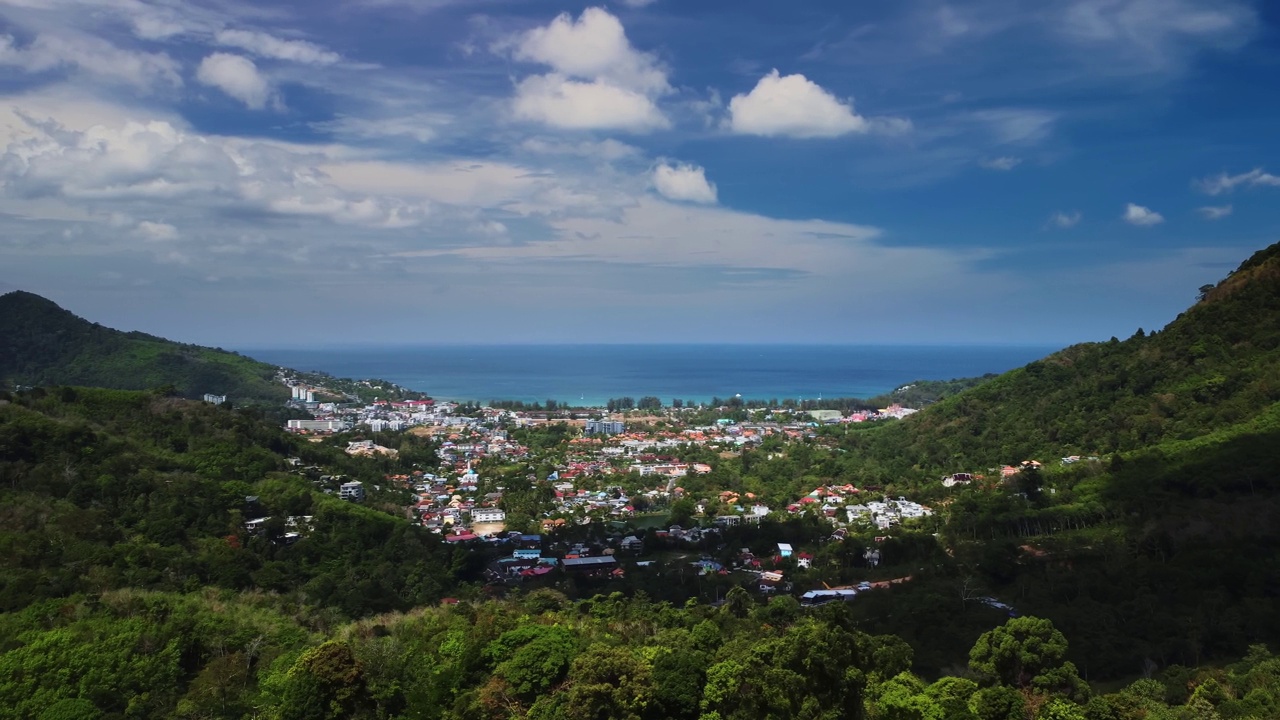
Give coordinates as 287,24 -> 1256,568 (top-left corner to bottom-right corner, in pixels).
0,386 -> 462,616
0,291 -> 288,403
855,241 -> 1280,472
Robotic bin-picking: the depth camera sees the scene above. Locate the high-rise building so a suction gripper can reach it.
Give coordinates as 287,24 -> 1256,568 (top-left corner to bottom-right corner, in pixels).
585,420 -> 625,435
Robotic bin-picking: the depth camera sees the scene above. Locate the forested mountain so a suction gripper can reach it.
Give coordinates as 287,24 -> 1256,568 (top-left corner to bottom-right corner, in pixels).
0,291 -> 288,402
855,242 -> 1280,471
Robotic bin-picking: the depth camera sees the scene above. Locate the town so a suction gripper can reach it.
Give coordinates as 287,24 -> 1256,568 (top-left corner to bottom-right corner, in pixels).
224,373 -> 1052,606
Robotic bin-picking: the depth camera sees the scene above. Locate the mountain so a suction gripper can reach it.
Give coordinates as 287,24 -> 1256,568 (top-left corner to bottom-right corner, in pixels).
0,291 -> 428,404
0,291 -> 288,403
837,241 -> 1280,677
856,241 -> 1280,472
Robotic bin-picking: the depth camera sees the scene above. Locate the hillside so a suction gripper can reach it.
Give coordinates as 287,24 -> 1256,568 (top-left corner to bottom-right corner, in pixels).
0,386 -> 464,616
857,241 -> 1280,472
0,291 -> 288,403
0,291 -> 429,404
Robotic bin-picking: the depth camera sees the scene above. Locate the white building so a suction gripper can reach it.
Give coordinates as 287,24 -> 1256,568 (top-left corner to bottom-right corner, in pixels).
585,420 -> 625,435
287,419 -> 349,433
471,508 -> 506,523
339,481 -> 365,502
203,394 -> 227,405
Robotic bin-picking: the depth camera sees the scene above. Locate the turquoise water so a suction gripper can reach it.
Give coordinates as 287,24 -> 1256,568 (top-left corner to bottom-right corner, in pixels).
242,344 -> 1058,406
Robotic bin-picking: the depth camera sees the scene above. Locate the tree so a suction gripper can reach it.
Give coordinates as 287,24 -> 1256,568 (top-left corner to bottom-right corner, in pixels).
277,641 -> 374,720
559,645 -> 655,720
969,617 -> 1069,689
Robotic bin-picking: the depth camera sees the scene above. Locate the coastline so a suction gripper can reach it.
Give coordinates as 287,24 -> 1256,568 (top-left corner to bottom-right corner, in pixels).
241,343 -> 1058,407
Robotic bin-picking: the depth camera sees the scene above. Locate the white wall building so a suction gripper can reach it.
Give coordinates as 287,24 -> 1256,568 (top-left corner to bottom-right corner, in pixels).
471,508 -> 506,523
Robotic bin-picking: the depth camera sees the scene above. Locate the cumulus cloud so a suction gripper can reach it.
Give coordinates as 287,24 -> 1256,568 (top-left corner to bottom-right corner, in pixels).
1197,204 -> 1232,220
513,7 -> 667,92
979,156 -> 1022,171
1046,210 -> 1081,229
0,33 -> 181,90
215,29 -> 340,65
727,70 -> 903,139
1197,168 -> 1280,195
651,161 -> 717,204
505,7 -> 670,131
1123,203 -> 1164,226
196,53 -> 274,110
512,73 -> 668,131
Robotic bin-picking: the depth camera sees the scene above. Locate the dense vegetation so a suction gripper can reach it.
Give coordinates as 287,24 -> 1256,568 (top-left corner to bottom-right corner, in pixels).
5,586 -> 1279,719
0,291 -> 288,403
0,387 -> 472,617
0,291 -> 428,404
852,242 -> 1280,471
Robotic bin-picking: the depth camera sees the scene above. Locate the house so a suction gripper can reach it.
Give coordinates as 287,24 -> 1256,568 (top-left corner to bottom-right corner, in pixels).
777,543 -> 793,558
620,536 -> 643,552
796,553 -> 814,569
244,517 -> 271,534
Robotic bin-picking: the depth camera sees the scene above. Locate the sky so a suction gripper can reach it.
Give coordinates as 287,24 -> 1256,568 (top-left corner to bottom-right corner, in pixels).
0,0 -> 1277,347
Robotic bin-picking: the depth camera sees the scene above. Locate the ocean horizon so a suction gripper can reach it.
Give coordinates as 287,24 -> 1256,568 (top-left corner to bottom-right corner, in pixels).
241,344 -> 1060,407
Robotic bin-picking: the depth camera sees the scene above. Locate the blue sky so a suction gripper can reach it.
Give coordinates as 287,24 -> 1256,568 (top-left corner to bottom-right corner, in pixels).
0,0 -> 1277,347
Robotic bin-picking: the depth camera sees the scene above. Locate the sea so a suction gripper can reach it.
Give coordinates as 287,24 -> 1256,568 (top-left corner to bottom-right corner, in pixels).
241,344 -> 1059,407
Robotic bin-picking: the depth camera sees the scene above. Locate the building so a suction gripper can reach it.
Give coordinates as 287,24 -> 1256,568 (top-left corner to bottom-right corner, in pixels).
585,419 -> 625,435
339,481 -> 365,502
471,508 -> 506,523
202,394 -> 227,405
561,556 -> 618,573
800,589 -> 857,606
287,419 -> 349,433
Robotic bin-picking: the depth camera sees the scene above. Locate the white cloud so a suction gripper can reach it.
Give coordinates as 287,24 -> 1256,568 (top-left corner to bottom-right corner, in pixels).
0,112 -> 428,229
1197,168 -> 1280,195
0,33 -> 181,90
1123,203 -> 1164,226
132,15 -> 187,41
505,7 -> 670,131
651,161 -> 717,204
971,109 -> 1056,145
312,114 -> 446,143
511,7 -> 667,93
1047,210 -> 1081,229
1197,204 -> 1232,220
520,138 -> 640,161
1060,0 -> 1256,71
196,53 -> 274,110
728,70 -> 900,139
135,220 -> 178,241
215,29 -> 340,65
979,156 -> 1021,171
512,74 -> 668,132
